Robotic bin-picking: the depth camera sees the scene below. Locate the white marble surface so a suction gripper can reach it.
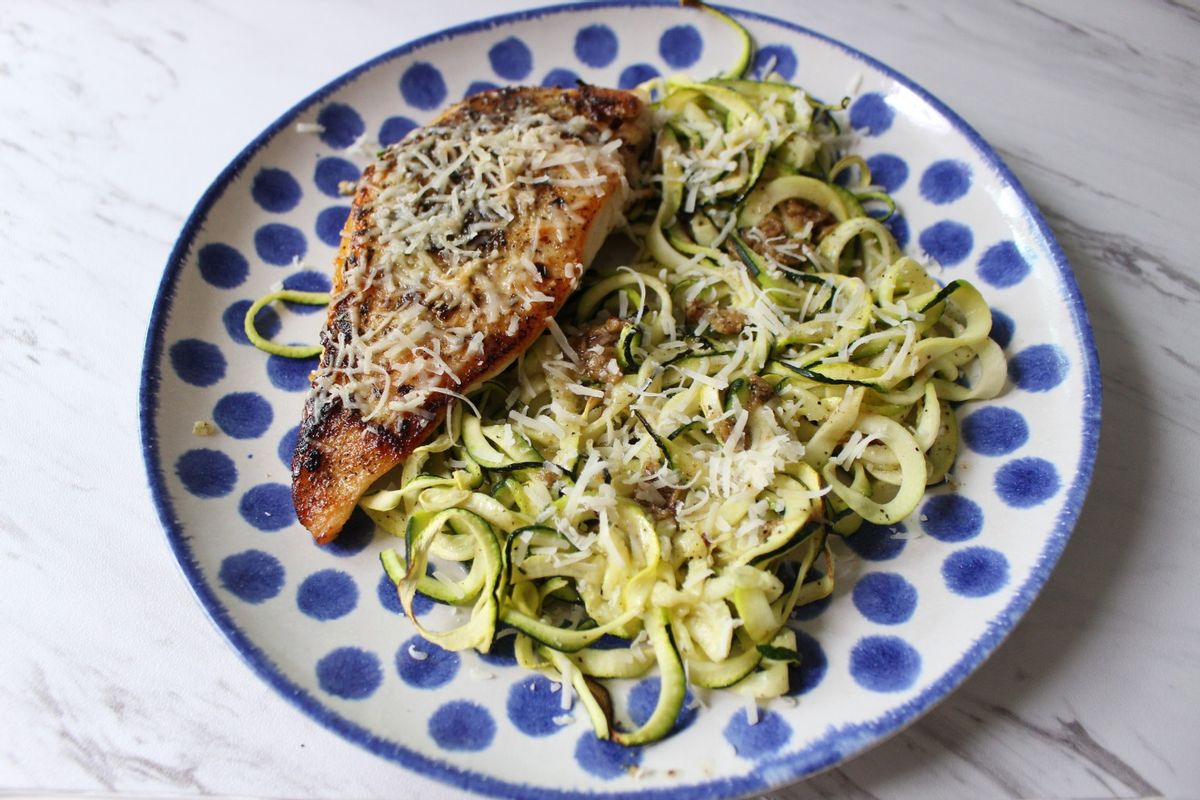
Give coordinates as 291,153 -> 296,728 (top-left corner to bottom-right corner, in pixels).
1,1 -> 1197,798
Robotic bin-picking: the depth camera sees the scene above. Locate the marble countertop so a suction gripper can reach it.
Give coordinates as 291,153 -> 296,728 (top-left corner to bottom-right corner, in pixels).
2,1 -> 1197,798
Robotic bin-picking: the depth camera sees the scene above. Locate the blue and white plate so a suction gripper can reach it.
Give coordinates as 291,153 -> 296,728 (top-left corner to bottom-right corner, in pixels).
140,3 -> 1101,797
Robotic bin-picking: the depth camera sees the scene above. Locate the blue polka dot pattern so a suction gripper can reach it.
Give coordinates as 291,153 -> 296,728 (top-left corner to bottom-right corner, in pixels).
1009,344 -> 1069,392
886,214 -> 910,249
397,635 -> 460,689
170,339 -> 225,387
542,68 -> 581,88
919,160 -> 972,205
866,154 -> 908,192
297,569 -> 358,620
849,92 -> 894,135
489,37 -> 533,80
961,406 -> 1029,456
197,242 -> 248,289
995,457 -> 1060,508
316,509 -> 375,558
943,547 -> 1010,597
780,563 -> 831,619
315,206 -> 350,247
789,588 -> 831,621
849,635 -> 921,692
277,425 -> 298,468
990,308 -> 1016,350
213,392 -> 272,439
379,115 -> 418,147
379,577 -> 435,620
919,220 -> 973,266
507,675 -> 567,736
377,573 -> 404,614
316,646 -> 382,700
978,240 -> 1030,288
254,223 -> 307,266
313,157 -> 360,198
176,449 -> 237,498
429,701 -> 495,751
833,165 -> 857,189
785,630 -> 827,695
219,549 -> 284,604
753,44 -> 797,81
317,103 -> 365,150
239,483 -> 295,532
921,494 -> 983,542
575,733 -> 642,779
659,25 -> 703,68
267,353 -> 317,392
401,62 -> 447,110
250,167 -> 302,213
844,521 -> 907,560
852,572 -> 918,625
589,634 -> 633,651
281,270 -> 332,314
628,677 -> 697,735
463,80 -> 500,99
723,708 -> 792,759
574,25 -> 618,67
380,562 -> 435,615
477,631 -> 517,665
146,14 -> 1100,786
224,299 -> 280,346
618,63 -> 659,90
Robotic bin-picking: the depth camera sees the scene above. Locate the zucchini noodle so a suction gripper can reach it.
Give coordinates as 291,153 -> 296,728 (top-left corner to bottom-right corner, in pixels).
243,289 -> 330,358
252,4 -> 1006,746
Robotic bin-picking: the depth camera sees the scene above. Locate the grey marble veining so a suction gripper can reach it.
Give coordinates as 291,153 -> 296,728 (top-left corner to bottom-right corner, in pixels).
0,1 -> 1197,798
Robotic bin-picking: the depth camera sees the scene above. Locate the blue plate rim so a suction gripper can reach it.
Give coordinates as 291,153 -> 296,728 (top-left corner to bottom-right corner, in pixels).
137,2 -> 1102,798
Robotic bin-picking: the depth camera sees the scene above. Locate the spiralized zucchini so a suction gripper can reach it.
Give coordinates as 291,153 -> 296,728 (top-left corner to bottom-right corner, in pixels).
363,58 -> 1005,745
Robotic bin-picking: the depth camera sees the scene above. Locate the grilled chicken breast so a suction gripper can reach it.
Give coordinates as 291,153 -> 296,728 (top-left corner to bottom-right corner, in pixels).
293,85 -> 651,542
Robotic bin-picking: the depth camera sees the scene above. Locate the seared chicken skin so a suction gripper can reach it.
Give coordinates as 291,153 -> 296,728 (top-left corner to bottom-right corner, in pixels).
292,85 -> 651,542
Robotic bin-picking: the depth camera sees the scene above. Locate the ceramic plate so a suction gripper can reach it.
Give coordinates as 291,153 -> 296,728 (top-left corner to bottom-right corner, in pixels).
140,3 -> 1101,797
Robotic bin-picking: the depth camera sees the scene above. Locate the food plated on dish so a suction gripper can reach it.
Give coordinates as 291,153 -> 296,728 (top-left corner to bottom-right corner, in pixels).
291,84 -> 650,544
246,5 -> 1005,748
142,3 -> 1098,795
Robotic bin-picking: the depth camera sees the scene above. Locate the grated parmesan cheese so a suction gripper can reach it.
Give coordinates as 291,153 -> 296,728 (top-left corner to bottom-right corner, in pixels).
305,102 -> 629,426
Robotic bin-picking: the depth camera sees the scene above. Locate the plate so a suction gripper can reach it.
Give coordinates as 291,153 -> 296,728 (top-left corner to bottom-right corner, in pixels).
139,3 -> 1101,797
